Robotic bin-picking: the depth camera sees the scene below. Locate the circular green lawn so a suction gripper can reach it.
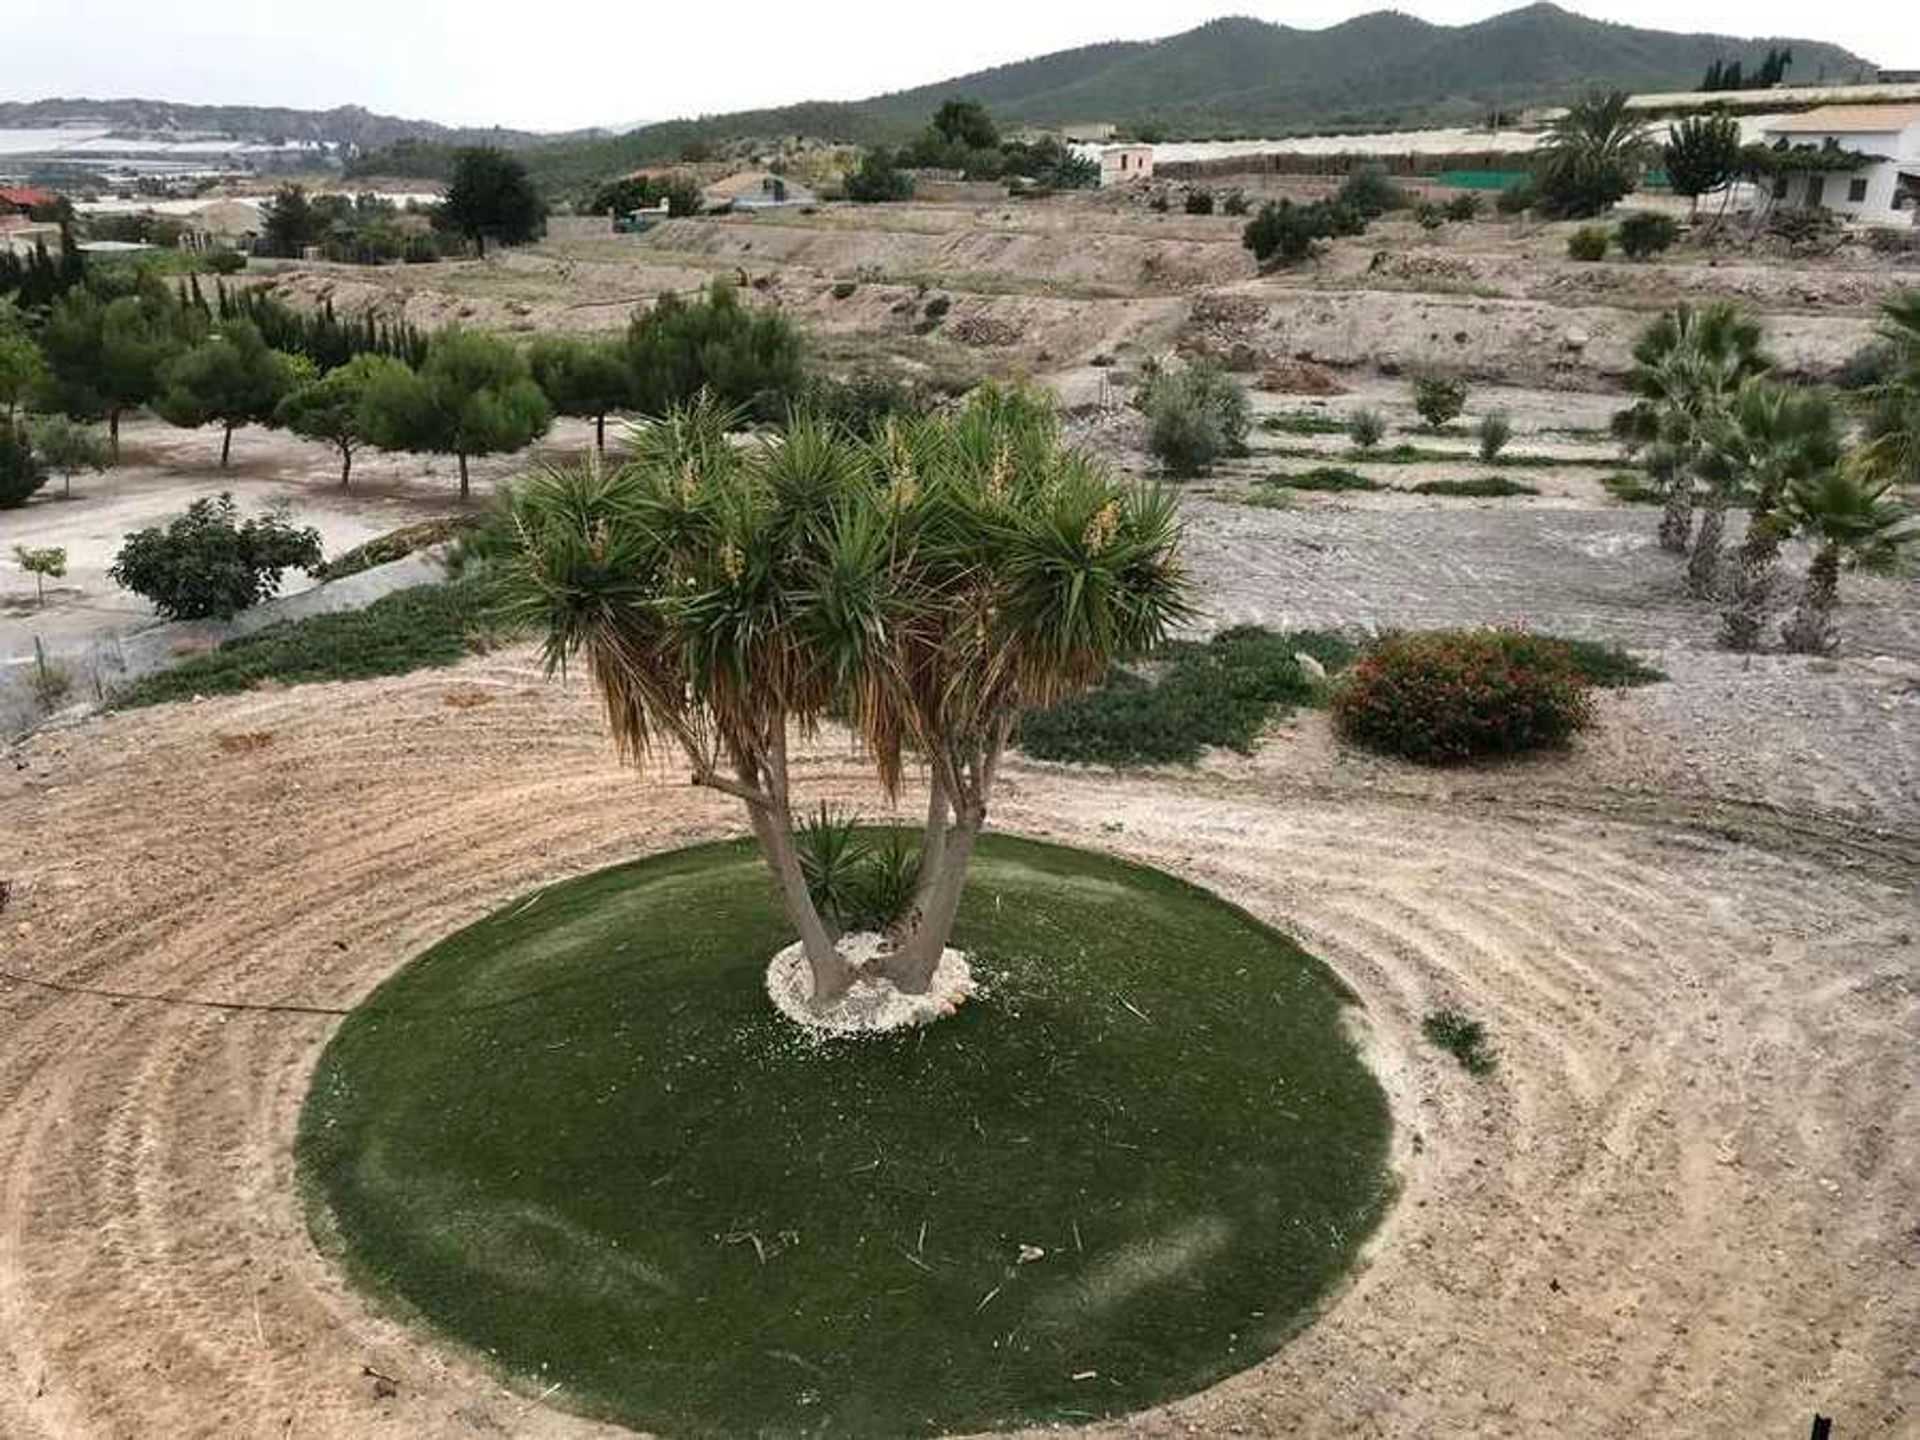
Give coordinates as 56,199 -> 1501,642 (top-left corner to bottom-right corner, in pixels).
299,834 -> 1394,1438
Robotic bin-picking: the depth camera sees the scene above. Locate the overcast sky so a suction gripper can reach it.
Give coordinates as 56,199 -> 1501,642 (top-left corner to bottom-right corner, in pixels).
9,1 -> 1913,133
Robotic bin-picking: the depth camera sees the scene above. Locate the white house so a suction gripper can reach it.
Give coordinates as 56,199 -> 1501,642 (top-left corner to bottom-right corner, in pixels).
1758,104 -> 1920,226
1074,143 -> 1155,187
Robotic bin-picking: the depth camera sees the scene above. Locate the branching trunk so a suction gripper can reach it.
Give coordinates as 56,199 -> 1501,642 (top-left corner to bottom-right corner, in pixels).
339,442 -> 353,489
690,727 -> 852,1008
220,422 -> 234,468
1719,513 -> 1784,651
1780,543 -> 1841,654
1685,494 -> 1727,597
883,716 -> 1013,994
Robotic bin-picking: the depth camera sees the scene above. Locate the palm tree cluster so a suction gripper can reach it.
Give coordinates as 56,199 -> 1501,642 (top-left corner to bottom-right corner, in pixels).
499,387 -> 1191,1008
1615,296 -> 1918,652
1534,91 -> 1656,219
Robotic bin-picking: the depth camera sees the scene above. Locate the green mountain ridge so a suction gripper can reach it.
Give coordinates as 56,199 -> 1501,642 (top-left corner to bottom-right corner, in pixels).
508,4 -> 1873,192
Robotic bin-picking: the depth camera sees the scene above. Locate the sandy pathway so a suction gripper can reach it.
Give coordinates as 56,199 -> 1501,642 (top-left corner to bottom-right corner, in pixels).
1,652 -> 1915,1438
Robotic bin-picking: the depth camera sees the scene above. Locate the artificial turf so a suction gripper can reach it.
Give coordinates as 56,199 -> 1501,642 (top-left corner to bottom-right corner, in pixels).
300,834 -> 1394,1438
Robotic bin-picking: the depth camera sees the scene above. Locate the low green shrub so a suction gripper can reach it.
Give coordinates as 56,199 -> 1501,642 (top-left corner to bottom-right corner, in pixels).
1495,177 -> 1538,215
1261,410 -> 1348,436
1600,470 -> 1663,503
1332,628 -> 1597,764
1184,188 -> 1215,215
1442,193 -> 1481,222
1566,226 -> 1610,261
1412,374 -> 1468,429
1141,360 -> 1251,476
1017,626 -> 1356,766
115,573 -> 510,707
108,494 -> 323,621
0,421 -> 47,508
1408,476 -> 1537,497
1348,408 -> 1387,450
1615,211 -> 1679,260
830,280 -> 858,300
1265,466 -> 1382,491
1423,1010 -> 1497,1075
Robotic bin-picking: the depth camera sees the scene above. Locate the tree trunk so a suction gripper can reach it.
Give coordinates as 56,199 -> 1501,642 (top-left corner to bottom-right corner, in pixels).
1780,544 -> 1841,654
457,450 -> 470,500
1685,494 -> 1727,597
1658,475 -> 1694,554
340,443 -> 353,489
747,798 -> 853,1005
1719,515 -> 1783,651
595,413 -> 606,453
883,805 -> 982,995
108,410 -> 120,464
220,423 -> 234,468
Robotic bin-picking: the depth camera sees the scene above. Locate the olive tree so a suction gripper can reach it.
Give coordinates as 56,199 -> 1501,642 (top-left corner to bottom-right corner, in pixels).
499,388 -> 1191,1008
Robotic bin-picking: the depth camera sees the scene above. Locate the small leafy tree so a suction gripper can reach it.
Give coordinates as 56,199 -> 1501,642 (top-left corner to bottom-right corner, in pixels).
1335,164 -> 1407,218
0,421 -> 47,507
1140,361 -> 1251,476
275,352 -> 410,487
624,281 -> 804,423
154,320 -> 307,467
1534,90 -> 1654,219
498,389 -> 1191,1007
360,329 -> 552,499
0,324 -> 45,423
1663,116 -> 1742,214
1615,211 -> 1680,261
437,147 -> 546,257
1412,374 -> 1468,429
29,414 -> 110,498
1348,407 -> 1386,450
108,493 -> 322,620
1778,471 -> 1916,653
1243,199 -> 1361,267
843,148 -> 915,203
38,282 -> 198,459
1184,188 -> 1215,215
13,544 -> 66,606
1476,411 -> 1512,461
527,334 -> 634,452
259,183 -> 327,258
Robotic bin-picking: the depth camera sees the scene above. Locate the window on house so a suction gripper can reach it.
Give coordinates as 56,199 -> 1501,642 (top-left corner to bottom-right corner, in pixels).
1847,177 -> 1869,203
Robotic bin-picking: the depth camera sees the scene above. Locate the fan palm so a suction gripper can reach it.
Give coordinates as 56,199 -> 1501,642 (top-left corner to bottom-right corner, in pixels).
498,386 -> 1191,1007
1693,381 -> 1842,640
1851,290 -> 1920,488
1777,470 -> 1917,653
1535,91 -> 1655,218
1615,303 -> 1771,553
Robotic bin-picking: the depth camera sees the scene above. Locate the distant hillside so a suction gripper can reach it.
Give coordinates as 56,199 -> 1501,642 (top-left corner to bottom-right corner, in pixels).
0,98 -> 551,151
519,3 -> 1874,192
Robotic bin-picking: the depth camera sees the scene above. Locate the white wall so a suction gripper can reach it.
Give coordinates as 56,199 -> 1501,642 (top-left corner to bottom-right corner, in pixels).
1762,122 -> 1920,225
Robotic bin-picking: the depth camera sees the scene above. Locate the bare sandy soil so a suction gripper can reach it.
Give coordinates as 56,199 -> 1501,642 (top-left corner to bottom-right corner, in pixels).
1,417 -> 600,662
3,481 -> 1917,1438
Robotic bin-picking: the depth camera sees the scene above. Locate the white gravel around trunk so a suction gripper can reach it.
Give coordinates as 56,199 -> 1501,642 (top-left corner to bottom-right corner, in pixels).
765,931 -> 977,1036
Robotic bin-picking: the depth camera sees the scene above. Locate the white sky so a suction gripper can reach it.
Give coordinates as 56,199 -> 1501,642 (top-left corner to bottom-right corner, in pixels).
8,1 -> 1913,133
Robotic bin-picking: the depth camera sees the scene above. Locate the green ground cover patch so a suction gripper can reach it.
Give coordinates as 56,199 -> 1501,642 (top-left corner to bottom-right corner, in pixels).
300,835 -> 1394,1439
1407,476 -> 1539,497
1262,467 -> 1383,492
115,574 -> 510,708
1259,411 -> 1349,436
1016,626 -> 1357,765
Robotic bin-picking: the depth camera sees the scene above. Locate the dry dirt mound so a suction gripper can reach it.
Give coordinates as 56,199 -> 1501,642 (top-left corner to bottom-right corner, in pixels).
0,648 -> 1915,1438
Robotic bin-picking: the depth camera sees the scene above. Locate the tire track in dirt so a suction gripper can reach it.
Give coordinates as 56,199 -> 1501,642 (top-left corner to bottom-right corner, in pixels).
1,657 -> 1916,1438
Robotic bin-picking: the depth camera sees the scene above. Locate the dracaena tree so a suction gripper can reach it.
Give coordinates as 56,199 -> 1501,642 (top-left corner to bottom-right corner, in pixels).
499,387 -> 1190,1009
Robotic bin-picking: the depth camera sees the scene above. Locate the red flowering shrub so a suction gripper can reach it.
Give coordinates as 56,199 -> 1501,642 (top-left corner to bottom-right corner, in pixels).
1332,629 -> 1596,764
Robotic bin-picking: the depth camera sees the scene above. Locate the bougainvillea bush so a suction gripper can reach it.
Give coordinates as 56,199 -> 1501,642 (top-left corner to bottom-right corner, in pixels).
1332,629 -> 1597,764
